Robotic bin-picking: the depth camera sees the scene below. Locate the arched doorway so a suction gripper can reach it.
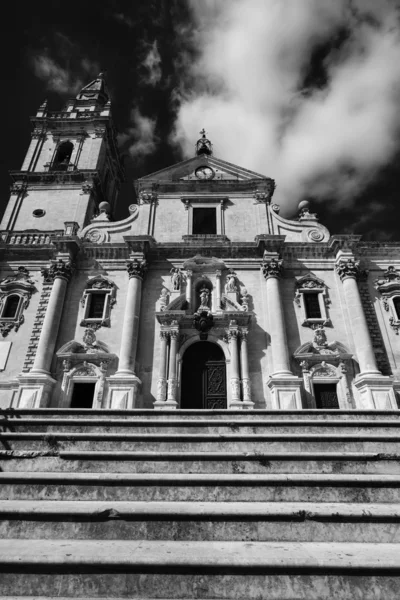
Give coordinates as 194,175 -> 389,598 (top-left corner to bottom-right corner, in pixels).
181,341 -> 227,409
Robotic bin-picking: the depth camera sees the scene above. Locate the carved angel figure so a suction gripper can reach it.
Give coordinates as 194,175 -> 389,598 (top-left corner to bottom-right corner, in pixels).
199,287 -> 210,308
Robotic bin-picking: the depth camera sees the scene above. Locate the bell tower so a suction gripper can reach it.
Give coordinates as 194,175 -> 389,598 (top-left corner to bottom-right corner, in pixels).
1,73 -> 124,235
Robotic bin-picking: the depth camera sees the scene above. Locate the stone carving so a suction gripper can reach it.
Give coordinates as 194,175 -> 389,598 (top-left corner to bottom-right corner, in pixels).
126,258 -> 147,280
157,377 -> 167,401
313,324 -> 328,348
170,268 -> 185,291
241,287 -> 250,312
261,257 -> 283,279
62,359 -> 72,372
138,190 -> 157,205
374,266 -> 400,288
231,377 -> 241,400
299,360 -> 310,372
199,287 -> 210,309
225,270 -> 238,293
389,317 -> 400,335
0,315 -> 24,337
41,259 -> 75,283
74,361 -> 96,376
312,361 -> 336,378
159,288 -> 169,311
193,311 -> 214,338
82,326 -> 102,353
242,378 -> 251,402
335,258 -> 361,281
271,203 -> 280,213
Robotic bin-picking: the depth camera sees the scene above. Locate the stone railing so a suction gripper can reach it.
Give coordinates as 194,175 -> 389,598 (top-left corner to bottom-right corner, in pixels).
1,231 -> 64,245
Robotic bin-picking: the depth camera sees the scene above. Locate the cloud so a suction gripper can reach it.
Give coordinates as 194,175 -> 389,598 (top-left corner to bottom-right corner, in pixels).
112,12 -> 134,28
31,50 -> 100,95
141,41 -> 162,86
172,0 -> 400,212
118,107 -> 159,158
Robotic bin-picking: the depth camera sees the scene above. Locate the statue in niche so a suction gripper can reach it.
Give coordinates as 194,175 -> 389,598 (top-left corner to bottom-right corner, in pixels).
170,268 -> 184,291
225,270 -> 238,293
199,287 -> 210,309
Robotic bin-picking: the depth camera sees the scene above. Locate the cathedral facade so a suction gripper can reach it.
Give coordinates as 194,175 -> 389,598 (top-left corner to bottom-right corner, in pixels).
1,73 -> 400,414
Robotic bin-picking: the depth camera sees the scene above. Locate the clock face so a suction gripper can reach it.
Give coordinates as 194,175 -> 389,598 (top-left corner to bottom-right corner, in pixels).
195,166 -> 215,180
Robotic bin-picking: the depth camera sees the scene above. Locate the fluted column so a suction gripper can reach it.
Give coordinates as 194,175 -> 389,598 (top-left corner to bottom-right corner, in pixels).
240,328 -> 253,407
262,255 -> 291,376
156,331 -> 169,402
167,325 -> 179,403
116,257 -> 147,375
31,259 -> 74,375
228,322 -> 241,403
335,254 -> 380,375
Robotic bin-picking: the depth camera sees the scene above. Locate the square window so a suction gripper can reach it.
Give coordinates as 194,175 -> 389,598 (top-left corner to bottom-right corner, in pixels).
1,295 -> 20,319
192,208 -> 217,234
87,293 -> 106,320
304,293 -> 322,319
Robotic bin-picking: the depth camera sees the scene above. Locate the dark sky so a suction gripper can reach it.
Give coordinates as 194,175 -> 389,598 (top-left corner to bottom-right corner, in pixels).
1,0 -> 400,240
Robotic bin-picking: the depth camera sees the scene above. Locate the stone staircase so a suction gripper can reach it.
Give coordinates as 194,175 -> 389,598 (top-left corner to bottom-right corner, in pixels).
1,408 -> 400,599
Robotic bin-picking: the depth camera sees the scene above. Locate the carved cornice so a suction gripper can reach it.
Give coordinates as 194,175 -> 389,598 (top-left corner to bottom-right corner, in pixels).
41,259 -> 75,283
374,266 -> 400,292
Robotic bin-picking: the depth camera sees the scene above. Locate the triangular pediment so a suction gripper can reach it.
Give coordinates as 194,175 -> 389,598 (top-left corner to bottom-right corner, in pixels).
137,155 -> 269,183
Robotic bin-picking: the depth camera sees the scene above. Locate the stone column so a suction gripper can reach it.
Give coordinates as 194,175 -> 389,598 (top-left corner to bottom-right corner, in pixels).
263,253 -> 302,410
17,258 -> 74,408
166,323 -> 179,408
228,321 -> 241,407
215,270 -> 222,311
108,257 -> 147,409
31,259 -> 74,375
239,328 -> 254,408
335,251 -> 396,409
154,330 -> 171,409
117,258 -> 147,375
185,270 -> 193,310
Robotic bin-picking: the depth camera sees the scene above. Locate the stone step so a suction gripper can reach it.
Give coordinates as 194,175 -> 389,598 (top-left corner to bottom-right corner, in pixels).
3,417 -> 400,434
0,540 -> 399,599
2,450 -> 400,474
2,471 -> 400,502
1,431 -> 400,453
2,408 -> 400,420
1,500 -> 400,543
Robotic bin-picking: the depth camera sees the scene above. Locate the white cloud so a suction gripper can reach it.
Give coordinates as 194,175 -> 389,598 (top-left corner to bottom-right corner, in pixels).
172,0 -> 400,212
141,41 -> 162,86
118,107 -> 159,157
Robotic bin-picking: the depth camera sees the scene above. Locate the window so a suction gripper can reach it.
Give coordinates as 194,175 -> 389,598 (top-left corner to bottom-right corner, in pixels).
394,297 -> 400,320
2,295 -> 20,319
70,382 -> 96,409
51,141 -> 73,171
32,209 -> 45,218
304,292 -> 322,319
192,208 -> 217,234
80,275 -> 116,328
295,274 -> 330,327
87,293 -> 106,319
314,383 -> 339,409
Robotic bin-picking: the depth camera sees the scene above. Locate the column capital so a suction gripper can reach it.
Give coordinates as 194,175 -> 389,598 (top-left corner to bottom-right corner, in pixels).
126,257 -> 147,280
261,254 -> 283,280
41,259 -> 75,283
239,327 -> 248,341
335,255 -> 363,281
138,190 -> 158,205
160,330 -> 170,341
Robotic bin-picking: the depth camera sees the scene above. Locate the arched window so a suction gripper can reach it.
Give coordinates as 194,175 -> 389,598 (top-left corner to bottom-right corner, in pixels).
51,141 -> 73,171
2,295 -> 20,319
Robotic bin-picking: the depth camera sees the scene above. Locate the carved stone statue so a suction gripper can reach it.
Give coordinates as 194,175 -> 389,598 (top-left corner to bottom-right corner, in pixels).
313,324 -> 328,348
199,287 -> 210,309
170,268 -> 183,291
225,270 -> 238,293
159,288 -> 169,311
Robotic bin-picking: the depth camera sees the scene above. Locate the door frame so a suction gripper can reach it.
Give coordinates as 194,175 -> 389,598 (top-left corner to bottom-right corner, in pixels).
177,334 -> 232,408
